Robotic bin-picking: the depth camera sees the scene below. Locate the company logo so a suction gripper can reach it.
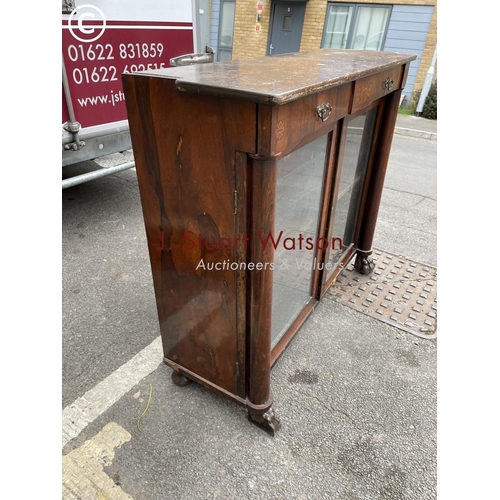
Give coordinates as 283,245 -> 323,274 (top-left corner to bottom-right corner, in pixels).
68,4 -> 106,43
157,230 -> 343,253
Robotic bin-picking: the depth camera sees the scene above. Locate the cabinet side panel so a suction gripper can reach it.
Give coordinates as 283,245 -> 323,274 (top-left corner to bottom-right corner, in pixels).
123,74 -> 256,396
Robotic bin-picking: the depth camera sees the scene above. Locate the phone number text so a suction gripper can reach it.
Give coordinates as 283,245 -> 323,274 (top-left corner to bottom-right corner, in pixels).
67,42 -> 165,62
67,42 -> 168,85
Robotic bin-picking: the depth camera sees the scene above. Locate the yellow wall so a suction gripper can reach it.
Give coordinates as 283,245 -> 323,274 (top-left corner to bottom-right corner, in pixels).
414,3 -> 437,91
233,0 -> 273,60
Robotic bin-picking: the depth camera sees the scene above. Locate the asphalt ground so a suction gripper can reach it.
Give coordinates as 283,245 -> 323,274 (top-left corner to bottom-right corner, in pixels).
61,118 -> 437,499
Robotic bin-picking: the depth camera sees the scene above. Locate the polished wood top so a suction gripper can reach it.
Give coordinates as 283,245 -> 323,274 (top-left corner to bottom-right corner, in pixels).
136,49 -> 416,105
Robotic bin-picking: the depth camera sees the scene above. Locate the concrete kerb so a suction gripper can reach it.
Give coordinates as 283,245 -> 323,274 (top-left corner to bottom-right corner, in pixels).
394,126 -> 437,141
394,115 -> 437,141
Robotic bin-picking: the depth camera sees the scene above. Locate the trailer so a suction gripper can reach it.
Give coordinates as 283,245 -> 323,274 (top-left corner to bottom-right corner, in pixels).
62,0 -> 212,188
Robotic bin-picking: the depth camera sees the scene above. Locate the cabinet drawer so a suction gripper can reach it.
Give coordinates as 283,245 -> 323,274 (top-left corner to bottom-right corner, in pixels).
257,83 -> 351,159
351,66 -> 403,114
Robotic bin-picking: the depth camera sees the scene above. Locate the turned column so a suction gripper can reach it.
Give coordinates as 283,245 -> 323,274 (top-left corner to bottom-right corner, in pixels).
354,89 -> 403,274
246,156 -> 281,435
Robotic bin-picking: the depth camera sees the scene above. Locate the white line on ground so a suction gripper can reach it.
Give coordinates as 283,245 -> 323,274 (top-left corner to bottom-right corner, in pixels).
62,336 -> 163,449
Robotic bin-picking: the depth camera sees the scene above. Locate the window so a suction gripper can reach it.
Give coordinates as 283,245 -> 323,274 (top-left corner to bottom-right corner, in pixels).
218,0 -> 236,61
283,16 -> 292,31
322,3 -> 391,51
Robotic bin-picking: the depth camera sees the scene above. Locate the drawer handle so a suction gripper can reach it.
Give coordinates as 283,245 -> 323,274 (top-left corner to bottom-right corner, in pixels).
384,77 -> 395,92
316,102 -> 332,122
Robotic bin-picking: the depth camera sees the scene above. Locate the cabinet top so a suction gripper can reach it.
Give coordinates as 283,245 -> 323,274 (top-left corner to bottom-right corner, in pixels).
137,49 -> 416,105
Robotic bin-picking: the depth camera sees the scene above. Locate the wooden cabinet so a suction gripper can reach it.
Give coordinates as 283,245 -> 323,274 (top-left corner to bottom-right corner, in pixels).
123,49 -> 416,435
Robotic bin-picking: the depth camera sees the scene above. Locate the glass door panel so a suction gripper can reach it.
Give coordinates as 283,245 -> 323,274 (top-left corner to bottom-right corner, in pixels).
271,135 -> 328,348
218,0 -> 235,61
326,106 -> 378,279
352,6 -> 390,50
321,4 -> 390,50
322,5 -> 353,49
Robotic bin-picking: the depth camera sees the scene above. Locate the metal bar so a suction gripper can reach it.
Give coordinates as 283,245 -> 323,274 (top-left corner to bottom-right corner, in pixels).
62,54 -> 77,125
62,131 -> 132,167
170,45 -> 214,66
62,120 -> 130,145
62,161 -> 135,189
62,54 -> 85,151
416,44 -> 437,116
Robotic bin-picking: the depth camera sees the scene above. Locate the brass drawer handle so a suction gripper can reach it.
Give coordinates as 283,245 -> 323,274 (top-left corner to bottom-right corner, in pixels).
384,77 -> 395,91
316,102 -> 332,122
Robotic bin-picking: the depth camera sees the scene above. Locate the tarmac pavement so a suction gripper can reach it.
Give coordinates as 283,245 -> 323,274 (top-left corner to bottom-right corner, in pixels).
62,115 -> 437,499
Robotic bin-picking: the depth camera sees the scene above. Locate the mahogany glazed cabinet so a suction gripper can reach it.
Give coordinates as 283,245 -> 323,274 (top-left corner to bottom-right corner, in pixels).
122,49 -> 416,435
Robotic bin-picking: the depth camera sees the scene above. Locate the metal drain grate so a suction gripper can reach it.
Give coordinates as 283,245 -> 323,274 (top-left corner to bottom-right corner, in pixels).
327,249 -> 437,339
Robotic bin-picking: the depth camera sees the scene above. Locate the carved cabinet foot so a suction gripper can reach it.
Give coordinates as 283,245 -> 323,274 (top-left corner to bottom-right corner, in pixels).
171,370 -> 192,387
354,252 -> 375,275
248,407 -> 281,436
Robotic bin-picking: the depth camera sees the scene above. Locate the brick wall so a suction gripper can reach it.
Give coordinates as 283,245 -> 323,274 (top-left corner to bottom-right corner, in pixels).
232,0 -> 273,59
300,0 -> 329,51
413,3 -> 437,91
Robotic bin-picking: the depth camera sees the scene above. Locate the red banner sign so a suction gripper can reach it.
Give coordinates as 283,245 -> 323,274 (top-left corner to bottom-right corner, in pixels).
62,20 -> 194,128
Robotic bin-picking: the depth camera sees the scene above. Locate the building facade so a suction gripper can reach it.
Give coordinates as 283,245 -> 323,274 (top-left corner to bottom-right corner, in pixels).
209,0 -> 437,103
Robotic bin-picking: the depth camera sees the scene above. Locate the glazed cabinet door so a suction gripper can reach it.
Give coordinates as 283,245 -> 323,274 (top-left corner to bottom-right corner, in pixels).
322,104 -> 380,293
270,134 -> 330,349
